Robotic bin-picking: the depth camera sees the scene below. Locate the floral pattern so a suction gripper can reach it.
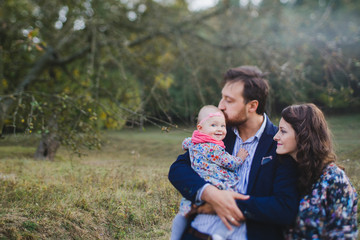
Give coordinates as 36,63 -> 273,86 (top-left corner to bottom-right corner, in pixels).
182,137 -> 244,190
286,163 -> 358,239
178,137 -> 245,216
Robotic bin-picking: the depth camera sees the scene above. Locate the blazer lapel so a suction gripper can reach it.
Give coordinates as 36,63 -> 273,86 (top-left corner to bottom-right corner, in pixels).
246,118 -> 277,194
223,127 -> 236,154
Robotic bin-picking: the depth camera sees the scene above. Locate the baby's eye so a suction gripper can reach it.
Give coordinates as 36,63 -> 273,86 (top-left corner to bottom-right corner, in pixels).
211,124 -> 216,127
221,125 -> 226,128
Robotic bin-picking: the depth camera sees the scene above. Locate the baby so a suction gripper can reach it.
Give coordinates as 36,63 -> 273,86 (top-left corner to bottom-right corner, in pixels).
171,105 -> 248,240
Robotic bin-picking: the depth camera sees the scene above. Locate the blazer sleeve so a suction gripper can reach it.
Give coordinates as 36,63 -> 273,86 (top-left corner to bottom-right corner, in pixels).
168,151 -> 207,202
236,156 -> 299,225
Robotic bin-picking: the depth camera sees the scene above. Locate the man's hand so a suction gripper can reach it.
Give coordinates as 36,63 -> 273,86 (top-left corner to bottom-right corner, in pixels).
201,185 -> 249,230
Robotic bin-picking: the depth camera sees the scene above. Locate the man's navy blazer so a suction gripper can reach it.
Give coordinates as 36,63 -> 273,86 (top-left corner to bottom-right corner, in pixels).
168,116 -> 299,240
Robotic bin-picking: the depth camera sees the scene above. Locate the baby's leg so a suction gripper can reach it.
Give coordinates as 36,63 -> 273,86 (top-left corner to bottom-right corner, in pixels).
236,148 -> 249,162
171,213 -> 188,240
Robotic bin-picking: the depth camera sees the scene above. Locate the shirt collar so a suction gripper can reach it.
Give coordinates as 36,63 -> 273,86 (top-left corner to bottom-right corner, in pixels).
232,113 -> 267,143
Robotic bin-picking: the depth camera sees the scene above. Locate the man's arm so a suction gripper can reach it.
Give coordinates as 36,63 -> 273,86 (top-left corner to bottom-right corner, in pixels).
168,151 -> 207,202
200,156 -> 299,227
201,185 -> 248,229
169,150 -> 250,230
236,157 -> 299,225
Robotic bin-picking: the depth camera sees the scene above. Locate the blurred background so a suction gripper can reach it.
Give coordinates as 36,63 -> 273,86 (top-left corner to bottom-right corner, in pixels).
1,1 -> 360,239
1,0 -> 360,158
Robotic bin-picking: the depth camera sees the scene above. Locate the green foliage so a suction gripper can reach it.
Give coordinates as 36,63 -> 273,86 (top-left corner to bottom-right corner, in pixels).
8,92 -> 102,156
264,0 -> 360,113
1,0 -> 360,160
22,221 -> 39,232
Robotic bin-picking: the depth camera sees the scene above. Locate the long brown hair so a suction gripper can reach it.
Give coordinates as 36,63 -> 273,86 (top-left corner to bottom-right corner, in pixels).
281,103 -> 337,196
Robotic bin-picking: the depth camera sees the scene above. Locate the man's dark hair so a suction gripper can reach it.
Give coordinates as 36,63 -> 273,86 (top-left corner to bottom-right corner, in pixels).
223,65 -> 269,115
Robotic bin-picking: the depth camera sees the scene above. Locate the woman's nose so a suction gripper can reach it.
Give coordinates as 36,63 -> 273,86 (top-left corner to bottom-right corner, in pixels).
273,132 -> 279,141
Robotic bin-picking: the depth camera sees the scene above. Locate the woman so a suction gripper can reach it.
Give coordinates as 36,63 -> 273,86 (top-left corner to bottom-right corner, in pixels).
273,103 -> 358,239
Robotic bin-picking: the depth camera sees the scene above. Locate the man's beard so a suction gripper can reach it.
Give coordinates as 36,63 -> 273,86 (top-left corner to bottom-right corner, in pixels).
223,111 -> 246,127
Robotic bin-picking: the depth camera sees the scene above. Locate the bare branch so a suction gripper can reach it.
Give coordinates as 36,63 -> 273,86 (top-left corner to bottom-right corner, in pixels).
127,4 -> 229,48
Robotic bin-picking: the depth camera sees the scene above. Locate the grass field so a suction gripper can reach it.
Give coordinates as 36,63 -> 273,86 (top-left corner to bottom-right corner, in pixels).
0,114 -> 359,240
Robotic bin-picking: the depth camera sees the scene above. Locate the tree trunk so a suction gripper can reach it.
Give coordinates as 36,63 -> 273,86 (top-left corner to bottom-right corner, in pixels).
34,132 -> 60,161
34,115 -> 60,161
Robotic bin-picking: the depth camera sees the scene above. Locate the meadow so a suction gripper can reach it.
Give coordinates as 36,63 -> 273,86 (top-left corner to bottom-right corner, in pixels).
0,114 -> 359,240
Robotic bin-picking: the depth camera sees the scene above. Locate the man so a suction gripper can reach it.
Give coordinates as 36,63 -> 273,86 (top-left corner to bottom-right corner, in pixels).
168,66 -> 299,240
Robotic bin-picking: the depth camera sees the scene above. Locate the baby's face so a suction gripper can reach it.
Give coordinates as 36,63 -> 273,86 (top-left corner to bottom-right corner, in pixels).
199,115 -> 227,141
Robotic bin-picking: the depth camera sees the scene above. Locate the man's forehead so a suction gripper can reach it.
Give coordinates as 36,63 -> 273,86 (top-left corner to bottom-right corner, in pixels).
222,81 -> 243,95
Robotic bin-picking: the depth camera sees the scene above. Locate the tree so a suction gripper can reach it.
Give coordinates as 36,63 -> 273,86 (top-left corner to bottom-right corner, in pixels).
0,0 -> 229,160
1,0 -> 359,161
165,0 -> 360,116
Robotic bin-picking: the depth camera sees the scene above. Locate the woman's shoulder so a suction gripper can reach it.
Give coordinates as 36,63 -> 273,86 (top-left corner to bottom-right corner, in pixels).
319,162 -> 356,193
321,163 -> 345,179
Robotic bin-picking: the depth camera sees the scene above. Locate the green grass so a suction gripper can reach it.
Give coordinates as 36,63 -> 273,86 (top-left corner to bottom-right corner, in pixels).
0,115 -> 359,239
0,127 -> 189,239
328,114 -> 360,188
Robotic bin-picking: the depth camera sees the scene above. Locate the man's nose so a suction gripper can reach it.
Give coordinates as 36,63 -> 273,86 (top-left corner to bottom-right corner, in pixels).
218,99 -> 225,110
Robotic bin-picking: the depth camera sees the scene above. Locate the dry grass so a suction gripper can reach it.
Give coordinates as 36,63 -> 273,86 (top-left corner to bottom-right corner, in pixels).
0,127 -> 190,240
0,114 -> 359,240
328,114 -> 360,190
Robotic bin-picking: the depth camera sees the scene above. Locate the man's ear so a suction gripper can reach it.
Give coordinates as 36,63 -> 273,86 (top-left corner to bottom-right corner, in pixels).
197,124 -> 202,131
248,100 -> 259,113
